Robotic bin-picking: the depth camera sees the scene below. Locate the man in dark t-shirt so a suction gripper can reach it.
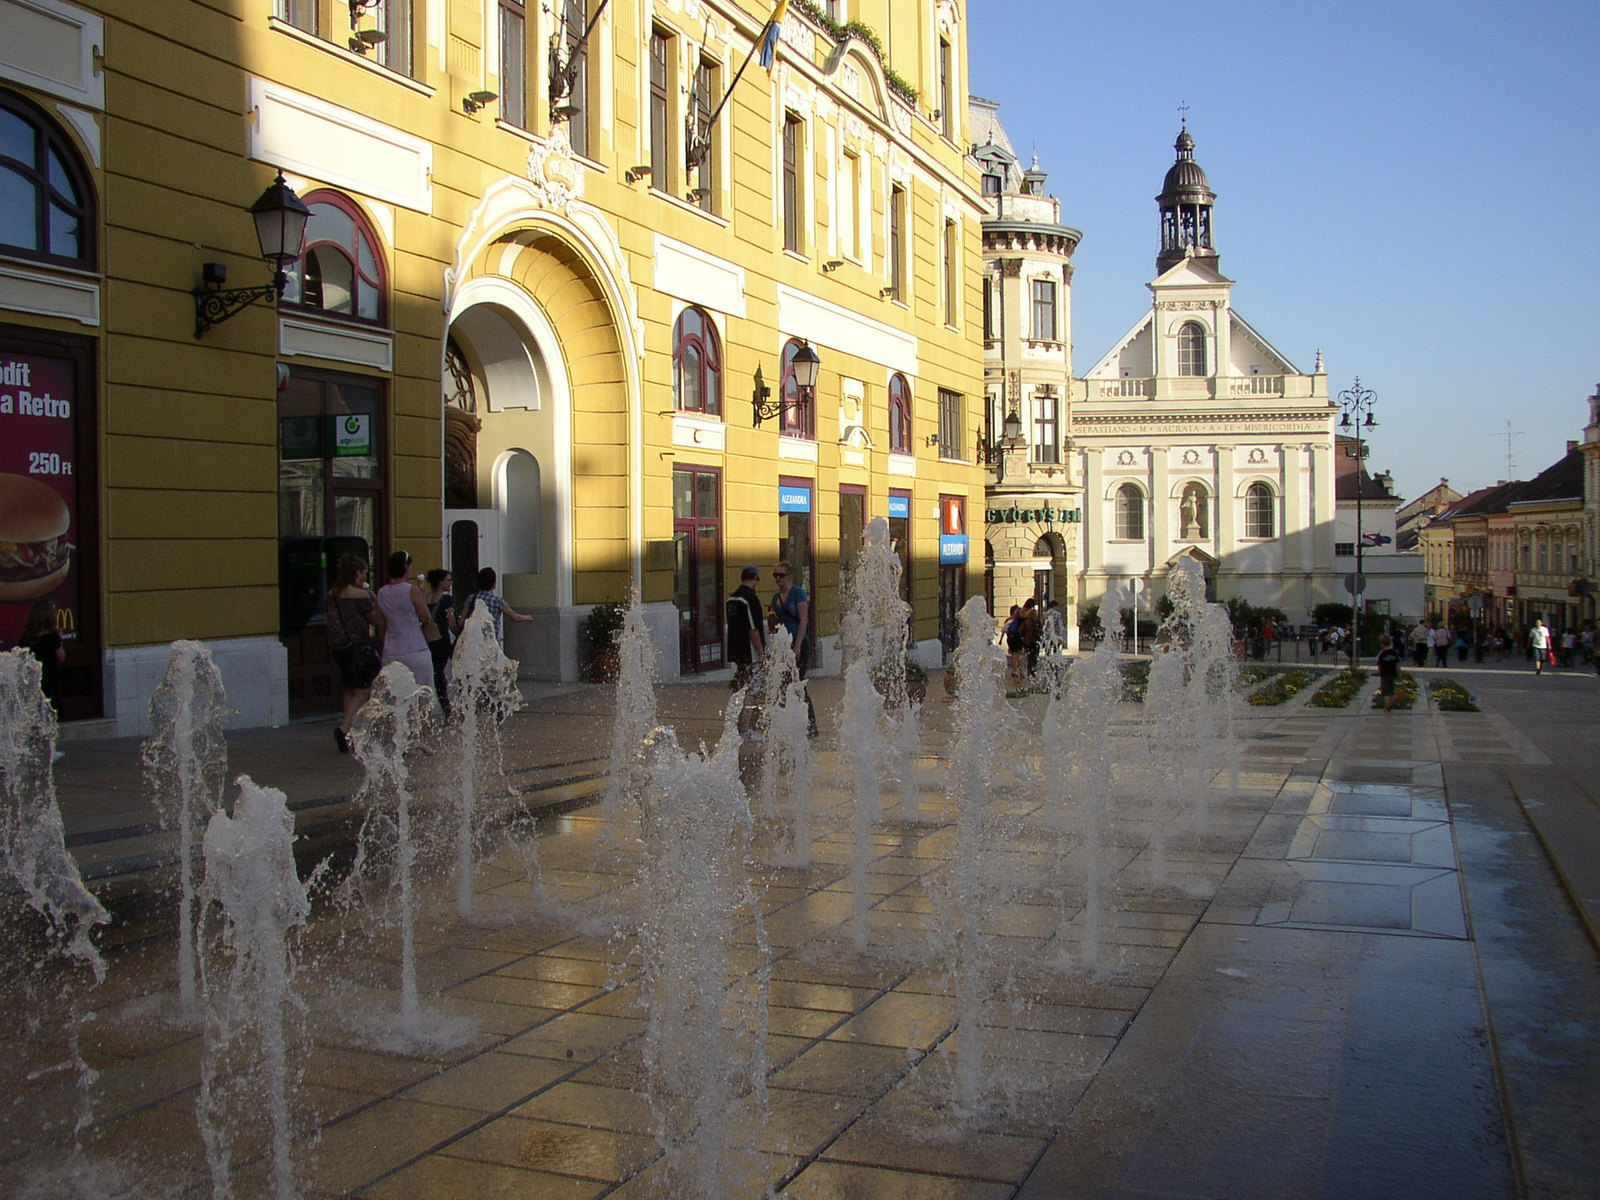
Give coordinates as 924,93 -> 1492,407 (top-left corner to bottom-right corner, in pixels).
1376,634 -> 1402,715
727,566 -> 765,736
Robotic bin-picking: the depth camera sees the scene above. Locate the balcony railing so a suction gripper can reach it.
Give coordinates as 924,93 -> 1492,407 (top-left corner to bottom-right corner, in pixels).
1227,375 -> 1285,397
1092,378 -> 1153,399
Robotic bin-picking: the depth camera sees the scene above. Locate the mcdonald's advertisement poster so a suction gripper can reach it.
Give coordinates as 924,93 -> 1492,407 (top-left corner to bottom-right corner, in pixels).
0,351 -> 80,647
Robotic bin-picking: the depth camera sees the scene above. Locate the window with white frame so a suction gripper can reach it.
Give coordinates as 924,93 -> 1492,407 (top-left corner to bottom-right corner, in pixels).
1115,484 -> 1145,541
1032,390 -> 1059,464
1030,278 -> 1056,341
1244,482 -> 1276,538
1177,321 -> 1207,376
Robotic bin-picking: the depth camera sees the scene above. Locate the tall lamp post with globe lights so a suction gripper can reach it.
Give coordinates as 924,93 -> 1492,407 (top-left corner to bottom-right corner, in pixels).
1339,378 -> 1378,670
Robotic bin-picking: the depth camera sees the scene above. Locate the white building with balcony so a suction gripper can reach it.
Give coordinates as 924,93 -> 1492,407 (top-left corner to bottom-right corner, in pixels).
1072,125 -> 1338,625
971,97 -> 1085,643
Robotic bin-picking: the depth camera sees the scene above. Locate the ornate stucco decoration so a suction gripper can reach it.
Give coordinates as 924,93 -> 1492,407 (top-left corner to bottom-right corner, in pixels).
525,123 -> 586,213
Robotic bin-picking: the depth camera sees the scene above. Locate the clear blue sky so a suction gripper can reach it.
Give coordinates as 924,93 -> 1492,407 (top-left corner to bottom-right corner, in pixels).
966,0 -> 1599,502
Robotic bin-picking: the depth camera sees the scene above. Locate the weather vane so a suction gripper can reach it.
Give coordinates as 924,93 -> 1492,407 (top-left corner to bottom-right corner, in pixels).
1178,99 -> 1189,127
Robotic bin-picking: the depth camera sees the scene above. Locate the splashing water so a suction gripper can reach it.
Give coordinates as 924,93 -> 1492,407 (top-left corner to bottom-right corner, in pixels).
637,725 -> 769,1198
0,649 -> 108,980
840,660 -> 882,952
143,641 -> 229,1012
444,605 -> 521,917
197,775 -> 309,1200
939,597 -> 1009,1116
756,628 -> 814,867
603,599 -> 659,844
350,662 -> 435,1039
1060,635 -> 1123,975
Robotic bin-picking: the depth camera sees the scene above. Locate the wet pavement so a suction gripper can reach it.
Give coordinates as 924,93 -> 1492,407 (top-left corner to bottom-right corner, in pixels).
5,656 -> 1599,1198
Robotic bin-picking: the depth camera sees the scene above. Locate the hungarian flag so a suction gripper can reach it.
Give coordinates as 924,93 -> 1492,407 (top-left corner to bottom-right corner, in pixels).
759,0 -> 789,74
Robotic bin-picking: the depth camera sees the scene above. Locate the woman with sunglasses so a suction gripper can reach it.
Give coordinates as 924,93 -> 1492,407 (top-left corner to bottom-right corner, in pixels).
769,560 -> 818,738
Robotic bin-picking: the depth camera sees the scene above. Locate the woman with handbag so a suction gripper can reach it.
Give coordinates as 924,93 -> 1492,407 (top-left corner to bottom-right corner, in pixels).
423,567 -> 460,716
377,551 -> 436,696
326,553 -> 386,753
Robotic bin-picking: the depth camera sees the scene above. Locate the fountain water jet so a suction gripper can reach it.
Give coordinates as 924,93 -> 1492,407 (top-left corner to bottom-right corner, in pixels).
349,662 -> 434,1039
636,722 -> 769,1198
0,649 -> 108,978
196,775 -> 309,1200
443,605 -> 521,917
143,640 -> 228,1012
756,628 -> 814,867
939,597 -> 1009,1116
602,599 -> 659,844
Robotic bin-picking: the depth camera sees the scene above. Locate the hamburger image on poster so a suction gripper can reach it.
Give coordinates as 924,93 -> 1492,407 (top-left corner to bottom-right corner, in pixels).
0,473 -> 72,601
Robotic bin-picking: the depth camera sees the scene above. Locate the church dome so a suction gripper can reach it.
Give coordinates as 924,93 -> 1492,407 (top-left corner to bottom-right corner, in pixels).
1157,126 -> 1214,206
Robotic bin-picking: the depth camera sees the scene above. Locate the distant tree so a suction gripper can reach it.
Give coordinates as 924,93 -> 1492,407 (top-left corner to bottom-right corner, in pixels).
1313,602 -> 1354,628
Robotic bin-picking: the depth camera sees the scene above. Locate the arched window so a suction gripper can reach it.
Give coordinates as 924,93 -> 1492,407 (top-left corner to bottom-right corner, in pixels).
888,373 -> 912,453
779,337 -> 814,438
673,306 -> 722,415
1177,321 -> 1207,377
1114,483 -> 1145,541
282,192 -> 385,322
1244,482 -> 1276,539
0,90 -> 94,267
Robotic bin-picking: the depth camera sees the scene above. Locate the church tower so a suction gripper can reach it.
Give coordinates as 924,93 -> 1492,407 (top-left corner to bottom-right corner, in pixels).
1156,123 -> 1218,274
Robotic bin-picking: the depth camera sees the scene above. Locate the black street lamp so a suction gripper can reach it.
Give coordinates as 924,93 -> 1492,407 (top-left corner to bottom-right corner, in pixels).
193,171 -> 311,338
1339,377 -> 1378,669
754,341 -> 820,427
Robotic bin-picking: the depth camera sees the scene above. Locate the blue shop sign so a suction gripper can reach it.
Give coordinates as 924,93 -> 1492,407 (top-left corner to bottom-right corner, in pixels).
778,487 -> 812,513
887,494 -> 911,519
939,534 -> 969,564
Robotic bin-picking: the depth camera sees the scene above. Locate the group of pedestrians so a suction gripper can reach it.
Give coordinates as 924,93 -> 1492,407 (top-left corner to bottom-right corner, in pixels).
999,598 -> 1066,689
324,552 -> 530,753
725,560 -> 818,741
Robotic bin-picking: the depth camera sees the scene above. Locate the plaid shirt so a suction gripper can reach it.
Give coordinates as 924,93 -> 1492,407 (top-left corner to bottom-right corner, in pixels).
471,590 -> 506,640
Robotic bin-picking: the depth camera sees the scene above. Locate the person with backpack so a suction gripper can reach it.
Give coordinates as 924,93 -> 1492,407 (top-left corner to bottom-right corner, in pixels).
726,566 -> 766,739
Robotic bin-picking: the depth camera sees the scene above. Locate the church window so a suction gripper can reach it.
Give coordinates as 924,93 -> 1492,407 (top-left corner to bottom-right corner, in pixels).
1177,322 -> 1207,377
1031,279 -> 1056,341
1115,484 -> 1144,541
672,306 -> 721,415
1244,482 -> 1276,539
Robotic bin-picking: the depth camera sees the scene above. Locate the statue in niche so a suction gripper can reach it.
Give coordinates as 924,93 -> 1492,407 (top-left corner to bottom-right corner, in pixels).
1179,482 -> 1209,540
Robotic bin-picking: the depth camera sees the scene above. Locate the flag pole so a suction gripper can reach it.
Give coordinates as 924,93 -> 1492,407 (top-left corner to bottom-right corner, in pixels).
687,15 -> 780,170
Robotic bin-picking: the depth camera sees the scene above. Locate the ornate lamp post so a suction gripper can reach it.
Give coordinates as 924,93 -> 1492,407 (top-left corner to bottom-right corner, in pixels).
1339,377 -> 1378,669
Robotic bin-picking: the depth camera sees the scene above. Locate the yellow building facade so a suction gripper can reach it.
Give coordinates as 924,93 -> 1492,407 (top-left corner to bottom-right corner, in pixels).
0,0 -> 986,732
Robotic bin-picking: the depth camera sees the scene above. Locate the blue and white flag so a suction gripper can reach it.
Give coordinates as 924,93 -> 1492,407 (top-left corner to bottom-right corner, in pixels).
1361,531 -> 1392,547
759,0 -> 789,74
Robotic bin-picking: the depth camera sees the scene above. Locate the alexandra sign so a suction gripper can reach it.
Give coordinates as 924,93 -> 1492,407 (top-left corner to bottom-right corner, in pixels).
985,505 -> 1081,524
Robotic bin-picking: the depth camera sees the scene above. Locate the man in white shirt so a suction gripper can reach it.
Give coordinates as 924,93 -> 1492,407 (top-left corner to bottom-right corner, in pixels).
1529,617 -> 1551,675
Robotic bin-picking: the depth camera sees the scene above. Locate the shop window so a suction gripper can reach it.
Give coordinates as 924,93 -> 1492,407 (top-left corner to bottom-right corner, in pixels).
673,306 -> 721,415
888,373 -> 912,454
1244,482 -> 1276,539
779,337 -> 814,439
0,90 -> 94,268
281,192 -> 386,323
1115,483 -> 1144,541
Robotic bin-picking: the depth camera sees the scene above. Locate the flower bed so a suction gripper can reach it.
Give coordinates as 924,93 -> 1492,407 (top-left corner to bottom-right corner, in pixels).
1248,668 -> 1319,706
1308,668 -> 1368,708
1370,670 -> 1419,710
1120,660 -> 1150,703
1428,678 -> 1480,712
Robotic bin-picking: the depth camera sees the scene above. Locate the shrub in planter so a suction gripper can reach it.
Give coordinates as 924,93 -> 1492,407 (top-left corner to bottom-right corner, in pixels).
870,656 -> 927,706
1248,668 -> 1319,706
1369,670 -> 1419,710
580,601 -> 628,681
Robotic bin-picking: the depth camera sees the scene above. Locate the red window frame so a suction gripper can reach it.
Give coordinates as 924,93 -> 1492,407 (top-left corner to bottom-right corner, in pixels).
888,373 -> 912,453
673,306 -> 722,415
779,337 -> 815,439
281,190 -> 388,326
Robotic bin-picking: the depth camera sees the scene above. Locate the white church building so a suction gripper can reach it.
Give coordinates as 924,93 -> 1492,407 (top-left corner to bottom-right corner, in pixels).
1072,125 -> 1339,623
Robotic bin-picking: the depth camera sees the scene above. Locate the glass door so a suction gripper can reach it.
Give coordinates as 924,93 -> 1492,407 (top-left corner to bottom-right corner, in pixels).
673,466 -> 723,673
